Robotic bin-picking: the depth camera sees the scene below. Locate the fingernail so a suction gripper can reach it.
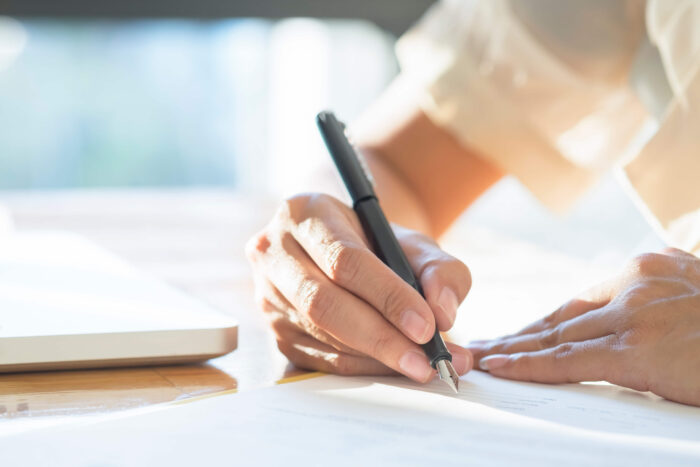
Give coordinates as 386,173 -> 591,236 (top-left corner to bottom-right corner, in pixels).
479,354 -> 509,371
468,339 -> 489,345
437,287 -> 459,326
399,350 -> 434,382
400,309 -> 431,342
451,350 -> 472,375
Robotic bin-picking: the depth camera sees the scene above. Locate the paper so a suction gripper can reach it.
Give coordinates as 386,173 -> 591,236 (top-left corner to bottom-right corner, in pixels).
2,371 -> 699,466
441,226 -> 622,344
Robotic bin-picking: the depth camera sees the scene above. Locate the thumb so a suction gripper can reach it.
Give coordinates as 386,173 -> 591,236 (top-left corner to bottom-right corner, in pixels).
394,225 -> 471,331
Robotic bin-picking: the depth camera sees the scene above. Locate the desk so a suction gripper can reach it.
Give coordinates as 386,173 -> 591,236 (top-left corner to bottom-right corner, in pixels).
0,189 -> 299,421
2,191 -> 697,465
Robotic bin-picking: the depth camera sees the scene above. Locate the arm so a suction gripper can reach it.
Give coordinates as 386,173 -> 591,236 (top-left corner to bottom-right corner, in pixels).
334,76 -> 504,236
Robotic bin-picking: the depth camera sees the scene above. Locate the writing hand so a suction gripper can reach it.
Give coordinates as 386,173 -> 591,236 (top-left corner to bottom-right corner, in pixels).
246,193 -> 473,382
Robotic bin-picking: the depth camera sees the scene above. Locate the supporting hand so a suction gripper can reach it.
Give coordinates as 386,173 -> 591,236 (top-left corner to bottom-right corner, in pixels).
469,248 -> 700,406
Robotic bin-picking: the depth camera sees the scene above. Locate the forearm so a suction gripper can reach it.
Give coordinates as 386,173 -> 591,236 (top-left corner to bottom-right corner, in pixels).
363,150 -> 432,235
354,76 -> 504,237
306,75 -> 504,238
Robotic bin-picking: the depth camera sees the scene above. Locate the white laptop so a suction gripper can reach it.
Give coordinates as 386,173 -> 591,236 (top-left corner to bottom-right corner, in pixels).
0,231 -> 238,372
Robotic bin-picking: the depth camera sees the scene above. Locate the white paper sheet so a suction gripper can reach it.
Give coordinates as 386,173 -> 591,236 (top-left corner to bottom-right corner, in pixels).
2,371 -> 699,466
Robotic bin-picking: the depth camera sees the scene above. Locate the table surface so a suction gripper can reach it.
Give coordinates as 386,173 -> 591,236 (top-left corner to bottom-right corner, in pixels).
0,189 -> 306,422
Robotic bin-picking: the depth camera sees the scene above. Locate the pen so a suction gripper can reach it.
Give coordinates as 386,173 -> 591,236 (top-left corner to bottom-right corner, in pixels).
316,110 -> 459,393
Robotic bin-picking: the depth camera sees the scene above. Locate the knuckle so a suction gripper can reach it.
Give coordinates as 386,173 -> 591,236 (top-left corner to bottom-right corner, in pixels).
613,281 -> 657,308
277,231 -> 298,255
370,331 -> 395,360
275,338 -> 295,360
298,280 -> 333,327
421,255 -> 472,298
245,230 -> 271,262
281,193 -> 334,221
417,258 -> 442,279
628,253 -> 666,277
305,192 -> 333,207
326,241 -> 364,284
278,230 -> 301,255
552,343 -> 576,381
380,283 -> 410,323
483,337 -> 508,354
443,257 -> 472,295
538,326 -> 561,349
617,324 -> 649,347
277,193 -> 318,224
331,354 -> 356,376
281,194 -> 305,217
255,292 -> 276,313
552,342 -> 575,361
543,305 -> 563,326
268,313 -> 291,337
661,246 -> 679,255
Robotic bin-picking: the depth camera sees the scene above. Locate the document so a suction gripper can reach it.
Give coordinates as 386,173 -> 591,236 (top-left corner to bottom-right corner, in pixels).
2,371 -> 699,466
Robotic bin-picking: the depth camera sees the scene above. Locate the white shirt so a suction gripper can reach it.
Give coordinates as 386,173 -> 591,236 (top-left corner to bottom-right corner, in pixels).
397,0 -> 700,254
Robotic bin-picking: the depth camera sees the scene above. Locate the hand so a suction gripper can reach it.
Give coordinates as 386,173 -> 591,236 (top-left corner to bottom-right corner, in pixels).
246,193 -> 473,382
468,248 -> 700,406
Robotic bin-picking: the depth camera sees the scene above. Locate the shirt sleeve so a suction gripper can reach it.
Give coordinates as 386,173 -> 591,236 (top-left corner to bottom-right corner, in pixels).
621,0 -> 700,255
395,0 -> 648,213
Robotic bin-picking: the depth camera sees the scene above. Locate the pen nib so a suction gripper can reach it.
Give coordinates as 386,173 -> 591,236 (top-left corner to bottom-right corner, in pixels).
436,359 -> 460,394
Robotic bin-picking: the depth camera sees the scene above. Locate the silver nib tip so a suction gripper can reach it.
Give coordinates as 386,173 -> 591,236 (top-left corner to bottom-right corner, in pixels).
436,359 -> 460,394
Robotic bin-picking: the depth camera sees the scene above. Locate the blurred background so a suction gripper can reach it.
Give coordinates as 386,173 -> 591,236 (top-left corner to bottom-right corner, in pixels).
0,0 -> 659,265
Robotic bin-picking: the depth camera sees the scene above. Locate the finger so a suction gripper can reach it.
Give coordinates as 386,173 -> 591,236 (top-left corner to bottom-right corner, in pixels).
277,331 -> 398,377
445,343 -> 473,375
291,213 -> 436,344
275,313 -> 472,378
513,299 -> 605,338
254,273 -> 294,314
414,250 -> 471,332
479,334 -> 619,384
397,226 -> 471,331
263,233 -> 436,382
468,305 -> 616,361
256,275 -> 365,356
509,281 -> 617,339
265,303 -> 366,358
466,295 -> 608,359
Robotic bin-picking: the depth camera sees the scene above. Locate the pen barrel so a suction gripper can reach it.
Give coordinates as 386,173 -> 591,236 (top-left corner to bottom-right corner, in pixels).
317,111 -> 376,202
420,329 -> 452,368
354,198 -> 451,369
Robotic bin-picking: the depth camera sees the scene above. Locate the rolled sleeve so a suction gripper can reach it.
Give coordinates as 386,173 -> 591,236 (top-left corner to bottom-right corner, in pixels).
396,0 -> 646,213
622,68 -> 700,255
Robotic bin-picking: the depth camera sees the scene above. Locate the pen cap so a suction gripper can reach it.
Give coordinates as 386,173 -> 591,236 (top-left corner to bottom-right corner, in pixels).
317,111 -> 376,203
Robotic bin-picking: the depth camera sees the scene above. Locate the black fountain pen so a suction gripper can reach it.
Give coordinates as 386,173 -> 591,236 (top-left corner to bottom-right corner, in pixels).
316,111 -> 459,393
